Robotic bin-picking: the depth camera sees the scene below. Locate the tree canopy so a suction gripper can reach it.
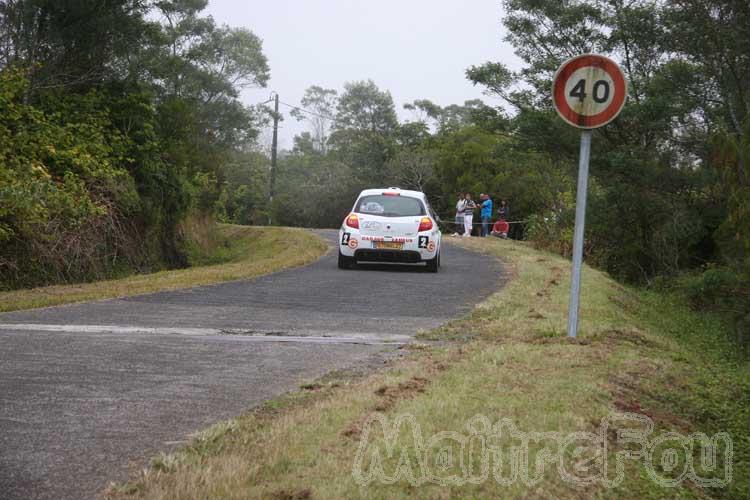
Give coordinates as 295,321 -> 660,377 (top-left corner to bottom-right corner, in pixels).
0,0 -> 269,285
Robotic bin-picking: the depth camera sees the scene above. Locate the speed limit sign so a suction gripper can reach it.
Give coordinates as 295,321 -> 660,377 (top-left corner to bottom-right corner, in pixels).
552,54 -> 627,129
553,54 -> 627,340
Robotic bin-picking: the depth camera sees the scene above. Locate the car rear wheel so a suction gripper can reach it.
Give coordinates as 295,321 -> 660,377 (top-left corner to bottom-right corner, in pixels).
338,252 -> 355,270
425,252 -> 439,273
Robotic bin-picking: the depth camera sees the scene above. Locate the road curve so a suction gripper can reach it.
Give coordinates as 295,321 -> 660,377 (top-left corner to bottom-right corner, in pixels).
0,230 -> 507,499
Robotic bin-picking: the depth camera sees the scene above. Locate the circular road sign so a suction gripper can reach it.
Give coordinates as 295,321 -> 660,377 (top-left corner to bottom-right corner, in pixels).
552,54 -> 627,129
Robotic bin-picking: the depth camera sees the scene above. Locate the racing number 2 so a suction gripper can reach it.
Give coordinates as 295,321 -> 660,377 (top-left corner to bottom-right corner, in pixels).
341,232 -> 351,246
569,79 -> 610,104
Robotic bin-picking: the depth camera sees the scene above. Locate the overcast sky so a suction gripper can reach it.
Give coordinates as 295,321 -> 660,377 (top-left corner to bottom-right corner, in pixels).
205,0 -> 521,149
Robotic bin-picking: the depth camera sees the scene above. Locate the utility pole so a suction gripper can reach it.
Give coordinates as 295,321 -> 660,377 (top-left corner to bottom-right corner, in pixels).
268,92 -> 279,225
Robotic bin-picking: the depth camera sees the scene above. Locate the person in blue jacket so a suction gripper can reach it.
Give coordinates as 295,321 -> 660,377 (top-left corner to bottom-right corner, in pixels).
479,193 -> 493,237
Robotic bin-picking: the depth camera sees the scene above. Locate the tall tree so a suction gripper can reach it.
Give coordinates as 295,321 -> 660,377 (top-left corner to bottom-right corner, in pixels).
0,0 -> 150,91
290,85 -> 337,153
329,79 -> 399,186
333,79 -> 398,134
385,149 -> 437,193
466,0 -> 716,281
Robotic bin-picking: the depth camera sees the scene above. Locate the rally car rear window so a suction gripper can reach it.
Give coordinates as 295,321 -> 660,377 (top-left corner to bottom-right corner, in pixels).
354,195 -> 426,217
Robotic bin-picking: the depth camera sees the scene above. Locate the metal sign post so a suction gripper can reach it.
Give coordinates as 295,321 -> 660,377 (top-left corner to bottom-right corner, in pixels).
567,130 -> 592,338
551,54 -> 627,338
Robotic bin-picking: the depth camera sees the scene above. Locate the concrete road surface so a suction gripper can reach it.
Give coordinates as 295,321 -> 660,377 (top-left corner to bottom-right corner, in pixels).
0,230 -> 506,499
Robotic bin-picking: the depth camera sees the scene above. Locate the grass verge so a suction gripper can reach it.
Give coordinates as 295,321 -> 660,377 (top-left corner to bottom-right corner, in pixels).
108,237 -> 748,499
0,225 -> 328,312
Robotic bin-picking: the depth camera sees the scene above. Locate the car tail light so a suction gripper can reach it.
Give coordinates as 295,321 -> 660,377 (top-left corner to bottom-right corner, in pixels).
345,213 -> 359,229
418,217 -> 433,232
382,191 -> 401,196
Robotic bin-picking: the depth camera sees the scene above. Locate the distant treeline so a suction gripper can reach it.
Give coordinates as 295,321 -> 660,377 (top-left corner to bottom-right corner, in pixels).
0,1 -> 748,350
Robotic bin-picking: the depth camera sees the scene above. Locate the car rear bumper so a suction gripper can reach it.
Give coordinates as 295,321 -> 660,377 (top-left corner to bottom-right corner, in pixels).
338,228 -> 440,261
354,249 -> 423,263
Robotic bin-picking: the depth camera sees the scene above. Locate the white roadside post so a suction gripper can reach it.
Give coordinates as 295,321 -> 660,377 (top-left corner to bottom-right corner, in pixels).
551,54 -> 627,338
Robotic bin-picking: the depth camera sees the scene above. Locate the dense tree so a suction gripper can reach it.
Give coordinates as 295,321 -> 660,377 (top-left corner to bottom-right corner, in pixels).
0,0 -> 151,90
0,0 -> 269,287
326,79 -> 399,186
271,140 -> 356,228
461,0 -> 749,343
333,79 -> 398,134
385,149 -> 437,193
403,99 -> 442,129
465,1 -> 722,281
216,150 -> 269,225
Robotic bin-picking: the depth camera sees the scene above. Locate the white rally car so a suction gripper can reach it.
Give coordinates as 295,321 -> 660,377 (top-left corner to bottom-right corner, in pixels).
338,188 -> 441,272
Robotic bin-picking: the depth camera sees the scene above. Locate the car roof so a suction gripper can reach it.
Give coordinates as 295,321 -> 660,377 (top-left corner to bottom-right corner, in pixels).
357,188 -> 426,200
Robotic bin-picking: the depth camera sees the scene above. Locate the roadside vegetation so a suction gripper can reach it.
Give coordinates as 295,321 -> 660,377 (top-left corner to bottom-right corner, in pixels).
108,238 -> 749,499
1,1 -> 273,290
0,224 -> 327,312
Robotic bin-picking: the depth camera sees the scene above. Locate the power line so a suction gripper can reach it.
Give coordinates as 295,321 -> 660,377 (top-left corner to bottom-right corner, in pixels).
254,95 -> 336,123
278,100 -> 337,122
255,93 -> 276,106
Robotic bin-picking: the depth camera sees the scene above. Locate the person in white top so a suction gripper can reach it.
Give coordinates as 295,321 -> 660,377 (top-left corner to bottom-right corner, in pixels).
463,193 -> 477,237
454,193 -> 466,236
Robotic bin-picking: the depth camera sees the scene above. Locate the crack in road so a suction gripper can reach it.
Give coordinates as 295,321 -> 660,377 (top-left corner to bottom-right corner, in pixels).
0,324 -> 413,345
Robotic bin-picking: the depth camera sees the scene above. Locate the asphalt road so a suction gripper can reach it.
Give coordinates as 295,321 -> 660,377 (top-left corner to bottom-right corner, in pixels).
0,230 -> 506,499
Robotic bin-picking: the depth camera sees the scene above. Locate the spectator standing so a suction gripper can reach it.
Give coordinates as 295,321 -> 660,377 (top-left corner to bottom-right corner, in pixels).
463,193 -> 477,237
479,193 -> 493,237
453,193 -> 466,237
497,199 -> 509,221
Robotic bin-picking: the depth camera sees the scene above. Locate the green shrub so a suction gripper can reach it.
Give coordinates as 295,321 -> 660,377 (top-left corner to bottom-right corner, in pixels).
0,70 -> 191,288
676,267 -> 750,356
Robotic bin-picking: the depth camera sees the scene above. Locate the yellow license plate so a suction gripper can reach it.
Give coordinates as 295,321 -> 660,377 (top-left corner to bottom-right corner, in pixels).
375,241 -> 403,250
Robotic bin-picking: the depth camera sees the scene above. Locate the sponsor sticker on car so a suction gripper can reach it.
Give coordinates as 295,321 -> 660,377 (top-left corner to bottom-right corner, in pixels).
361,236 -> 413,243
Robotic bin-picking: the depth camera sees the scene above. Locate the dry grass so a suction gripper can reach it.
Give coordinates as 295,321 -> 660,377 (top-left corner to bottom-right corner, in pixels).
0,225 -> 328,312
107,237 -> 746,499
